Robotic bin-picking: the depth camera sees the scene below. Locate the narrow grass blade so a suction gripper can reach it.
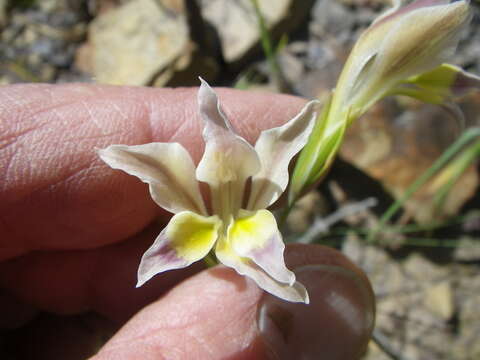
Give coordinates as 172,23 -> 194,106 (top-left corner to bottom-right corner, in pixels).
368,127 -> 480,243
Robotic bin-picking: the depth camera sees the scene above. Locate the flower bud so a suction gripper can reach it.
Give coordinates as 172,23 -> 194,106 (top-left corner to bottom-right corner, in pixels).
331,0 -> 471,121
289,0 -> 473,204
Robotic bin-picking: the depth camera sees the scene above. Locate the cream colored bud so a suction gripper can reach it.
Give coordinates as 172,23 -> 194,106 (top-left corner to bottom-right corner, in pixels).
330,0 -> 471,122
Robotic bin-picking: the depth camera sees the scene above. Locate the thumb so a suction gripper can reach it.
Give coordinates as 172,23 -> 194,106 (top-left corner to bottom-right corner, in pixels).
91,244 -> 375,360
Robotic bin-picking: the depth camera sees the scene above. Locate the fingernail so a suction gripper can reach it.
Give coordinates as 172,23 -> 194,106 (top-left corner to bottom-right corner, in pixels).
257,264 -> 375,360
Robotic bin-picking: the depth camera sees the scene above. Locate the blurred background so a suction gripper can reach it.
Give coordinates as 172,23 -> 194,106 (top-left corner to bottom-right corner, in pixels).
1,0 -> 480,359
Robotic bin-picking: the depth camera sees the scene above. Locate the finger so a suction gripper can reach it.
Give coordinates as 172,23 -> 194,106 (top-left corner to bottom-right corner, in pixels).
92,244 -> 375,360
0,84 -> 306,260
0,223 -> 203,324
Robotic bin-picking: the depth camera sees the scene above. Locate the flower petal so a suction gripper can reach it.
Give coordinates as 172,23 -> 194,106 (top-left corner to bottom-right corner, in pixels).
216,239 -> 309,304
196,79 -> 261,215
99,143 -> 207,215
247,100 -> 318,210
137,211 -> 221,287
228,209 -> 294,285
373,0 -> 449,27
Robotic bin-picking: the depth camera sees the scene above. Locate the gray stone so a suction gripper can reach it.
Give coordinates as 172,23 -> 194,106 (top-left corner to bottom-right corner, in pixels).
201,0 -> 291,63
424,281 -> 455,320
311,0 -> 355,38
403,253 -> 449,282
453,236 -> 480,262
201,0 -> 313,66
79,0 -> 189,85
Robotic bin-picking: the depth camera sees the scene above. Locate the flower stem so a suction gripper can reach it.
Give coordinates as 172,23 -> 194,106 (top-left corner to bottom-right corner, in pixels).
204,252 -> 218,268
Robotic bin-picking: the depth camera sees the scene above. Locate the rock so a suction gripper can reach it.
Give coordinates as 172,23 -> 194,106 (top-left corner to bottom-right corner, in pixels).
424,281 -> 455,320
462,211 -> 480,233
356,246 -> 467,360
404,253 -> 449,282
453,236 -> 480,262
151,43 -> 219,87
201,0 -> 287,64
311,0 -> 355,43
0,0 -> 88,83
277,46 -> 305,87
77,0 -> 189,85
201,0 -> 313,66
450,267 -> 480,359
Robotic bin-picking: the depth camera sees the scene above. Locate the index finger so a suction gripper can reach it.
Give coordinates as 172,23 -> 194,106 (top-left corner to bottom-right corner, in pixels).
0,83 -> 307,260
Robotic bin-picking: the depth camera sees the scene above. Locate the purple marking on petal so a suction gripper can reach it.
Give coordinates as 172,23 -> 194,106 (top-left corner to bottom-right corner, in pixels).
453,69 -> 480,95
216,244 -> 309,303
244,233 -> 295,286
136,227 -> 189,287
372,0 -> 451,29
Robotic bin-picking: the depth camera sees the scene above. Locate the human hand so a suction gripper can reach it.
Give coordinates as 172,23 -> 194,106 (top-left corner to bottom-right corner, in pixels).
0,83 -> 375,359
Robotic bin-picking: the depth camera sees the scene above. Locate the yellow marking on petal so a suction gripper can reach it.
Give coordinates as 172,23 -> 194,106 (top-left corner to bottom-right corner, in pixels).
228,209 -> 278,255
167,212 -> 221,262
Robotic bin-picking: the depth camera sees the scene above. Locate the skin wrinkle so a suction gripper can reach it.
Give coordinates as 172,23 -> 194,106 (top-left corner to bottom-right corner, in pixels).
0,112 -> 55,151
3,97 -> 97,128
81,100 -> 107,136
143,95 -> 159,143
204,295 -> 257,354
1,97 -> 127,184
145,88 -> 197,146
165,115 -> 192,146
4,149 -> 92,207
60,165 -> 101,207
223,103 -> 257,144
218,307 -> 258,355
0,85 -> 133,130
1,87 -> 154,194
108,101 -> 129,121
173,103 -> 204,156
0,88 -> 23,107
1,145 -> 18,193
43,85 -> 56,105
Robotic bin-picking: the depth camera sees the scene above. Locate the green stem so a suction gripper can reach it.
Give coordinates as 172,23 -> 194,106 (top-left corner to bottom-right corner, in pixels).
250,0 -> 288,92
277,201 -> 295,231
204,252 -> 218,268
